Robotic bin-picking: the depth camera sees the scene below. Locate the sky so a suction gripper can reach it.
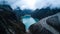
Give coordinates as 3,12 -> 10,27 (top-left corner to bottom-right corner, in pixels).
0,0 -> 60,10
11,0 -> 36,10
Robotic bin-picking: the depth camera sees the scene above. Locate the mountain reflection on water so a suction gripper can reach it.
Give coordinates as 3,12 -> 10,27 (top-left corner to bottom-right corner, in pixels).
22,15 -> 37,31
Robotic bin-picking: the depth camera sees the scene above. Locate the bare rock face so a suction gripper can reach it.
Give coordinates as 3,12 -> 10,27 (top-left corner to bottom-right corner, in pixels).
29,23 -> 53,34
0,5 -> 26,34
46,16 -> 60,32
29,13 -> 60,34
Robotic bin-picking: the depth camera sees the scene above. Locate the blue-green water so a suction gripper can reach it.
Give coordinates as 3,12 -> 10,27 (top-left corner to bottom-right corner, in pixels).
22,15 -> 38,31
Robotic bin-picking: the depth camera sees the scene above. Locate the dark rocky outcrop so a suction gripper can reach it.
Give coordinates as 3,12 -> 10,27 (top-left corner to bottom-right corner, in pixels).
29,13 -> 60,34
29,23 -> 53,34
0,5 -> 26,34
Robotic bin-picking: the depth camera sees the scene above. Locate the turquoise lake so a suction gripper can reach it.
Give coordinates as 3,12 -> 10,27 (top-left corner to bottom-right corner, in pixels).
22,15 -> 38,31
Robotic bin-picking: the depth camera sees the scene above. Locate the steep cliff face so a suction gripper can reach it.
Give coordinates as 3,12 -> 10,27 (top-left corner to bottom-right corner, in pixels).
29,12 -> 60,34
46,15 -> 60,32
0,5 -> 26,34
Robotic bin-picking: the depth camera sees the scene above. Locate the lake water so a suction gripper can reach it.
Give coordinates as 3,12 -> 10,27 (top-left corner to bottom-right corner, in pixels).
22,15 -> 37,31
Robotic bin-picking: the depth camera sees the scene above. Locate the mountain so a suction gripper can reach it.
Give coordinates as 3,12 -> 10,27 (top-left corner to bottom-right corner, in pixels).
29,12 -> 60,34
31,7 -> 60,20
22,9 -> 32,15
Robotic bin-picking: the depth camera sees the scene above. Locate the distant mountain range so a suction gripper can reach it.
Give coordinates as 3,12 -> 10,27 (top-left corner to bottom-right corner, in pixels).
31,7 -> 60,20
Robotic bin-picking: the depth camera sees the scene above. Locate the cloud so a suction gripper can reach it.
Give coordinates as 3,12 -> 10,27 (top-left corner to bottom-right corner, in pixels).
11,0 -> 36,10
36,0 -> 60,9
0,0 -> 60,10
11,0 -> 60,10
